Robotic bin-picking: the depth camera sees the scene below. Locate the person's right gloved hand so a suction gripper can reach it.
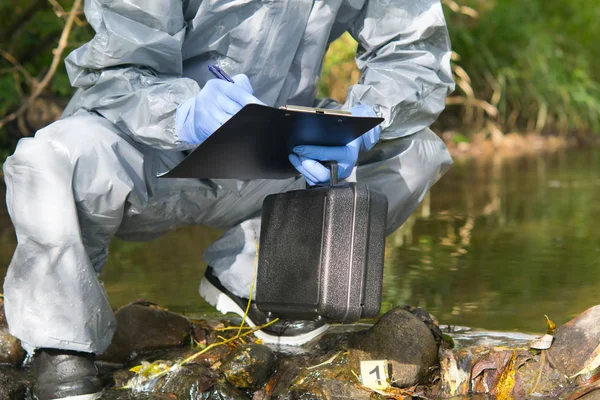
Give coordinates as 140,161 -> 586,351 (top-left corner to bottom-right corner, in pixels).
176,74 -> 264,145
288,104 -> 381,186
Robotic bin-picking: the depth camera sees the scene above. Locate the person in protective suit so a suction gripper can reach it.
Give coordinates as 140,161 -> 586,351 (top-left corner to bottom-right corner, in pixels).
2,0 -> 454,398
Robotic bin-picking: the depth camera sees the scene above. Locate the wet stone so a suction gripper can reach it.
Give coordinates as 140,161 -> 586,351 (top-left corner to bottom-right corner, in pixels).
402,305 -> 447,348
286,356 -> 372,400
579,390 -> 600,400
309,331 -> 353,354
0,299 -> 25,366
221,344 -> 277,390
99,300 -> 192,363
348,307 -> 438,388
0,367 -> 28,400
201,380 -> 250,399
548,304 -> 600,377
112,369 -> 135,388
514,352 -> 570,397
99,389 -> 176,399
263,355 -> 312,398
157,363 -> 218,397
100,304 -> 600,400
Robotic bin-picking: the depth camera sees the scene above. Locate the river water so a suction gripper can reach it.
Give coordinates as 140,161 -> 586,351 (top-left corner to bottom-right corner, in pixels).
1,149 -> 599,334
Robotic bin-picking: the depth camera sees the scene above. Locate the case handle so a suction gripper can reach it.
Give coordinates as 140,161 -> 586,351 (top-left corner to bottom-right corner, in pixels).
323,160 -> 338,185
304,160 -> 339,188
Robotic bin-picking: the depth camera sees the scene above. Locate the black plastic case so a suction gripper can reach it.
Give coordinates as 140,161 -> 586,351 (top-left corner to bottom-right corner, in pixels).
256,175 -> 388,324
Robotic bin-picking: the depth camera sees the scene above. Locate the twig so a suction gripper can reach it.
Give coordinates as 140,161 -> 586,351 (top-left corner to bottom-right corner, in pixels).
236,234 -> 260,337
0,49 -> 37,86
0,0 -> 82,132
13,72 -> 30,137
13,72 -> 25,99
182,232 -> 267,366
48,0 -> 86,26
446,96 -> 498,118
123,232 -> 278,390
306,351 -> 342,370
216,326 -> 253,331
178,318 -> 279,366
530,350 -> 546,395
442,0 -> 479,18
121,318 -> 281,389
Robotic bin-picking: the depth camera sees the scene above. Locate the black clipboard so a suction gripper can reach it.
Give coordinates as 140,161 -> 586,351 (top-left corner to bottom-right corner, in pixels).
159,103 -> 383,180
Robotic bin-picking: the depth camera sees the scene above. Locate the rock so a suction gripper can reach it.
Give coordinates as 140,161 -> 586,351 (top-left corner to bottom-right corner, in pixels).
563,381 -> 600,400
191,319 -> 214,347
112,369 -> 135,388
201,380 -> 250,399
514,352 -> 569,397
0,299 -> 25,366
116,359 -> 220,396
221,344 -> 277,390
470,348 -> 537,397
578,390 -> 600,400
157,363 -> 218,397
287,358 -> 372,400
348,307 -> 438,388
264,355 -> 313,398
251,389 -> 268,400
548,305 -> 600,377
401,305 -> 447,347
435,348 -> 471,397
99,389 -> 175,399
264,352 -> 372,400
99,301 -> 192,363
310,331 -> 353,354
0,367 -> 27,399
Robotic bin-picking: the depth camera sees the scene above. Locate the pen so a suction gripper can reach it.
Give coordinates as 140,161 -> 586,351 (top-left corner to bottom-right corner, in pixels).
208,64 -> 235,83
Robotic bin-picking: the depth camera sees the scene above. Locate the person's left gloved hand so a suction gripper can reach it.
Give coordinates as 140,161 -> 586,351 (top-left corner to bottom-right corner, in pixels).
288,104 -> 381,186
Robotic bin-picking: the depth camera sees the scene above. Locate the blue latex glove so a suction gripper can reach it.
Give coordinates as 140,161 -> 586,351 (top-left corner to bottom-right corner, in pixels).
176,74 -> 264,145
288,104 -> 381,185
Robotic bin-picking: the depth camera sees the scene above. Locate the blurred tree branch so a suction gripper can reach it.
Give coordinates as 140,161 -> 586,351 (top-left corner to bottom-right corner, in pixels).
0,49 -> 38,87
0,0 -> 82,133
48,0 -> 86,26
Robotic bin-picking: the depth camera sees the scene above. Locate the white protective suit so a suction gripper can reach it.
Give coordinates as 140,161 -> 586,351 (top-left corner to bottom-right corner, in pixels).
2,0 -> 454,354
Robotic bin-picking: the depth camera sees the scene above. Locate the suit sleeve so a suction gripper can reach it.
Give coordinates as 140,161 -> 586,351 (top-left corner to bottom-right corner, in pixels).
63,0 -> 200,150
346,0 -> 455,139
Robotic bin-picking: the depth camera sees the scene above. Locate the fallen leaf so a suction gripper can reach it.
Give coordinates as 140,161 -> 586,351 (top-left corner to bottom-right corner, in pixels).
440,351 -> 469,396
530,334 -> 554,350
545,315 -> 557,335
495,350 -> 517,400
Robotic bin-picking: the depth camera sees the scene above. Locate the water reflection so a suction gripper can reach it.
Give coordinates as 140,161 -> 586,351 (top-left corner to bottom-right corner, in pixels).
1,150 -> 599,333
383,150 -> 600,333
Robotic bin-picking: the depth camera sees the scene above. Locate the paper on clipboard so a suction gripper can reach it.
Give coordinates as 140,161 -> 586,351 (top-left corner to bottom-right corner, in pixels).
159,103 -> 383,180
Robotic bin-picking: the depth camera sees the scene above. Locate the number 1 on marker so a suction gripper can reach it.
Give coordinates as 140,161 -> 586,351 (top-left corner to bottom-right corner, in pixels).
360,360 -> 390,390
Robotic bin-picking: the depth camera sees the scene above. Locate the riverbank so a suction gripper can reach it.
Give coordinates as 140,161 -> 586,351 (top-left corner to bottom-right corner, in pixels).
1,300 -> 600,399
441,131 -> 595,161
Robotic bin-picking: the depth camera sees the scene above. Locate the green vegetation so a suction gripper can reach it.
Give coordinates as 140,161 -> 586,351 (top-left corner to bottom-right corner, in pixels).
0,0 -> 91,162
443,0 -> 600,136
0,0 -> 599,162
319,0 -> 600,139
